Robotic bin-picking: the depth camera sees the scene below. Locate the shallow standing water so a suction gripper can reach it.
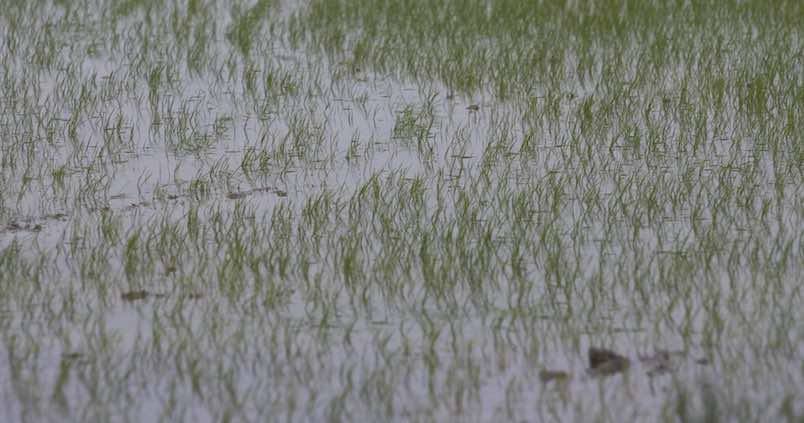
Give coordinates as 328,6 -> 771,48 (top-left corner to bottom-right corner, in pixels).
1,0 -> 802,421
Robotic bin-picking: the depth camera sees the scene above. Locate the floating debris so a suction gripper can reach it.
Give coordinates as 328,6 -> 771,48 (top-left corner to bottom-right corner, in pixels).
226,191 -> 251,200
121,290 -> 167,302
588,347 -> 630,377
466,104 -> 480,112
638,349 -> 683,376
121,290 -> 149,302
539,369 -> 571,383
227,187 -> 286,199
123,201 -> 151,211
61,352 -> 84,361
5,221 -> 43,232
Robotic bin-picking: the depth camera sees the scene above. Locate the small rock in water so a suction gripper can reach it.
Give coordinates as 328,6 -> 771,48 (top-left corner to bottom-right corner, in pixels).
588,347 -> 630,376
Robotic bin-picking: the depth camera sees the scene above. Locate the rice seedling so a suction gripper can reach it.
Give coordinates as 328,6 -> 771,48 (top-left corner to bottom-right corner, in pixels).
0,0 -> 801,421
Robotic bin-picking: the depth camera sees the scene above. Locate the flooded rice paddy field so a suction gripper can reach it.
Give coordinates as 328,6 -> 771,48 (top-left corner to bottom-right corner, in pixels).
1,0 -> 802,421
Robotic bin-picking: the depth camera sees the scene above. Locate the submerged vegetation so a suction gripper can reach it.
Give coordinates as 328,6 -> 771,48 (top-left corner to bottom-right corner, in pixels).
0,0 -> 802,421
